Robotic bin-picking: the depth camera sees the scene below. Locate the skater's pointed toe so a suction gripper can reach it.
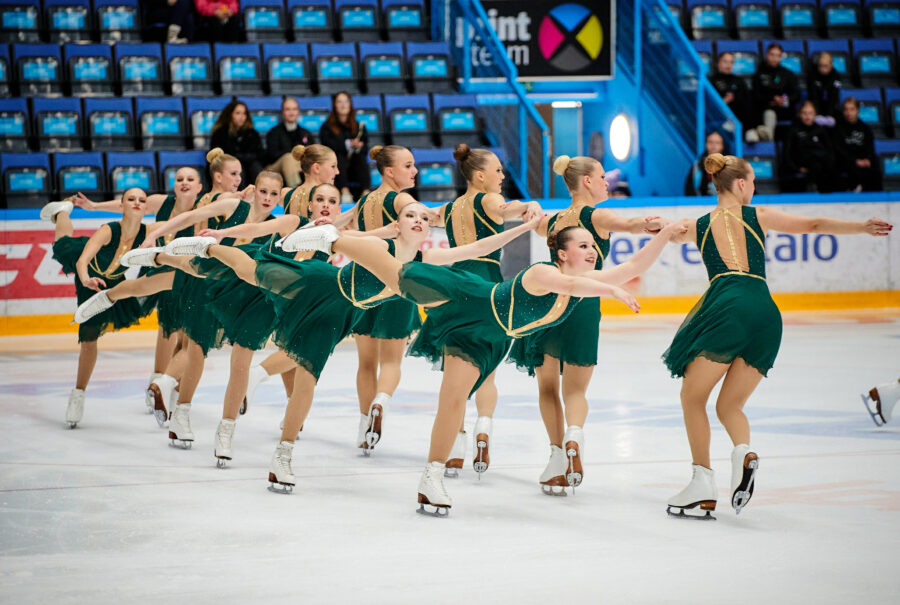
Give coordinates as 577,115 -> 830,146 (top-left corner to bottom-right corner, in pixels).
40,200 -> 73,222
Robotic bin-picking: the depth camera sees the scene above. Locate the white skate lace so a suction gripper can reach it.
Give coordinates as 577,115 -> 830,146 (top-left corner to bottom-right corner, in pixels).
174,407 -> 191,433
217,422 -> 235,448
275,446 -> 293,475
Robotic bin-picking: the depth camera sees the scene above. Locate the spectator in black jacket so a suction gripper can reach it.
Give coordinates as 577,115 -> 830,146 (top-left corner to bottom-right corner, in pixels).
751,43 -> 799,142
782,101 -> 838,193
833,97 -> 882,192
319,92 -> 370,202
265,97 -> 313,187
807,52 -> 842,123
209,100 -> 264,188
710,52 -> 752,138
684,131 -> 725,196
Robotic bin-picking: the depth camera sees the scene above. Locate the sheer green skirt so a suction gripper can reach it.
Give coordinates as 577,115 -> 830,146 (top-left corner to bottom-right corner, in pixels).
508,297 -> 601,376
174,263 -> 225,356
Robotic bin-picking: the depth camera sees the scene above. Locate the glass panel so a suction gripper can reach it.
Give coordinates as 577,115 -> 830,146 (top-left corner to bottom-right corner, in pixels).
319,59 -> 353,78
441,111 -> 475,130
114,169 -> 150,190
782,7 -> 813,26
74,59 -> 108,80
392,112 -> 426,131
92,113 -> 128,135
294,8 -> 327,27
748,159 -> 773,179
342,8 -> 375,27
9,170 -> 46,191
388,8 -> 422,27
367,58 -> 401,77
42,114 -> 78,135
414,58 -> 448,77
419,165 -> 454,186
271,58 -> 305,79
62,169 -> 99,191
738,8 -> 769,27
0,114 -> 24,135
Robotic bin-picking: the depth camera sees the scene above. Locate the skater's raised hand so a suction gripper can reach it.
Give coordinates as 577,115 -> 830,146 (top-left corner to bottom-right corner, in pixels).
643,216 -> 670,233
610,285 -> 640,314
82,276 -> 107,292
865,217 -> 893,236
525,213 -> 544,231
72,192 -> 97,210
240,185 -> 256,202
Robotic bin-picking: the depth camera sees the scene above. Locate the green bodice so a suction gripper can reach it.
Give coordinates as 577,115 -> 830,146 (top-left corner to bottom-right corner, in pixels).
696,205 -> 767,283
88,221 -> 147,281
283,184 -> 317,217
443,192 -> 505,264
264,216 -> 330,262
489,262 -> 581,338
217,201 -> 274,248
356,190 -> 399,230
154,194 -> 195,246
337,239 -> 420,308
547,206 -> 610,269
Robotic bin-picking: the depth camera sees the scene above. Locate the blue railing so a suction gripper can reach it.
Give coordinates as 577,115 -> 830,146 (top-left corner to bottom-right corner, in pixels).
432,0 -> 550,199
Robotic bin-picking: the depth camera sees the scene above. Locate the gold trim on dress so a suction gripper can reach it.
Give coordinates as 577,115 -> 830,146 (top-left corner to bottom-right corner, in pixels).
489,269 -> 571,338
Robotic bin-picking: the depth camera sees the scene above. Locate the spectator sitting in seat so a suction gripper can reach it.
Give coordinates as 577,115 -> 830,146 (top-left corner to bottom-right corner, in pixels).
685,131 -> 725,196
751,43 -> 799,142
807,51 -> 841,126
782,101 -> 838,193
833,97 -> 882,192
710,53 -> 752,142
210,100 -> 263,187
319,92 -> 370,203
195,0 -> 241,42
266,97 -> 314,188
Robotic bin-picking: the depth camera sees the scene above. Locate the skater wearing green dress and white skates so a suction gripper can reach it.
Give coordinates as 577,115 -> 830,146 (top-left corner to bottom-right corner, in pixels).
39,188 -> 151,428
663,152 -> 892,520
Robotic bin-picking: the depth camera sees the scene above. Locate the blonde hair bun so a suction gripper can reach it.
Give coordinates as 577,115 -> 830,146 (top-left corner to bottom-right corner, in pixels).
553,155 -> 572,176
291,145 -> 306,161
369,145 -> 383,161
704,153 -> 727,175
206,147 -> 225,163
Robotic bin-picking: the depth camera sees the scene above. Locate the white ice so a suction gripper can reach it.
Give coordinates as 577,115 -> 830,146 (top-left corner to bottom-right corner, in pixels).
1,314 -> 899,603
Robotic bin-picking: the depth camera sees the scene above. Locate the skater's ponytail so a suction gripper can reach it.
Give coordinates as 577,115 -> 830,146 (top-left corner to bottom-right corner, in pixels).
369,145 -> 407,174
453,143 -> 495,183
704,153 -> 750,193
292,144 -> 336,175
554,155 -> 601,192
207,147 -> 239,176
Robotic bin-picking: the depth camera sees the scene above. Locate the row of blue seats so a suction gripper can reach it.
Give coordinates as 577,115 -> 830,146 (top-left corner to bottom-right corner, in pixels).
0,146 -> 507,208
0,0 -> 429,43
692,37 -> 900,89
668,0 -> 900,40
0,93 -> 484,154
0,41 -> 455,98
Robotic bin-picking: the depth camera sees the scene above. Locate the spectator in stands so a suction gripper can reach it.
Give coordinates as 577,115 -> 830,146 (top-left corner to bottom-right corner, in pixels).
782,101 -> 838,193
210,100 -> 263,187
710,52 -> 752,141
167,0 -> 195,42
751,43 -> 799,142
807,52 -> 841,124
195,0 -> 241,42
833,97 -> 882,192
684,131 -> 726,196
265,97 -> 314,188
319,92 -> 370,203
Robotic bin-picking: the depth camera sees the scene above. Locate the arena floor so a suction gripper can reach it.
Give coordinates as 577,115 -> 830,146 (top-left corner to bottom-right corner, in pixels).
1,312 -> 898,603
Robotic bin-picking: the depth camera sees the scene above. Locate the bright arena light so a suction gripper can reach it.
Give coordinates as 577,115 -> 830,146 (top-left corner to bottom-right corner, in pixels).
609,114 -> 632,161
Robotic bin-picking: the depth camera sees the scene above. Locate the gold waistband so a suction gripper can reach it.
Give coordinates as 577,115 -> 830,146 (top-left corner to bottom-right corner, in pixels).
709,271 -> 766,285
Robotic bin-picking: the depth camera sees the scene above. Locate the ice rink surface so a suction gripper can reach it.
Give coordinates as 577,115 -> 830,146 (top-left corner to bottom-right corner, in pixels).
1,313 -> 899,603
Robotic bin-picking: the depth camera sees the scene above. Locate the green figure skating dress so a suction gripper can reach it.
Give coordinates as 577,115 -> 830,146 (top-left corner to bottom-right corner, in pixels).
139,193 -> 196,336
52,221 -> 148,342
400,262 -> 582,395
283,184 -> 316,217
351,190 -> 422,339
662,205 -> 782,377
508,205 -> 610,375
254,239 -> 419,379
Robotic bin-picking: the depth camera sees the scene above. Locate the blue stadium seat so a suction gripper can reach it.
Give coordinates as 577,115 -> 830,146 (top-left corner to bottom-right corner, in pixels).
335,0 -> 381,42
692,40 -> 714,72
33,96 -> 83,151
114,43 -> 164,96
382,0 -> 427,41
874,139 -> 900,190
732,0 -> 775,39
166,44 -> 214,96
0,43 -> 9,97
295,95 -> 332,133
666,1 -> 686,29
84,97 -> 136,151
214,43 -> 263,95
353,94 -> 385,146
64,43 -> 115,97
359,42 -> 406,94
405,42 -> 454,93
243,0 -> 288,42
185,96 -> 230,149
54,151 -> 105,199
808,39 -> 852,81
885,87 -> 900,138
716,40 -> 760,87
743,141 -> 779,194
106,151 -> 157,196
866,0 -> 900,37
310,43 -> 359,94
411,148 -> 458,202
687,0 -> 730,40
46,0 -> 93,42
136,97 -> 185,151
288,0 -> 334,42
432,94 -> 481,148
853,38 -> 897,88
13,44 -> 63,96
0,0 -> 40,43
263,43 -> 312,95
158,150 -> 208,192
0,97 -> 30,152
238,95 -> 283,137
776,0 -> 818,38
384,93 -> 432,148
765,39 -> 806,81
841,88 -> 887,138
1,152 -> 51,208
95,0 -> 141,42
821,0 -> 864,37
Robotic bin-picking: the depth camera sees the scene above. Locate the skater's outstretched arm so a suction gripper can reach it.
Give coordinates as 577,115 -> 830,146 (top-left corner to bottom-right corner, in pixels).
586,221 -> 688,286
201,215 -> 303,242
756,208 -> 892,236
521,264 -> 640,313
73,192 -> 169,215
74,225 -> 113,291
486,195 -> 543,223
421,215 -> 542,266
592,208 -> 670,234
143,198 -> 242,245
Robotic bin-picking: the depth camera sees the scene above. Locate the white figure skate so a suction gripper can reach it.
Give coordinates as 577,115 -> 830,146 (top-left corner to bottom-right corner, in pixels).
65,388 -> 85,428
730,444 -> 758,514
241,364 -> 269,415
148,374 -> 178,428
667,464 -> 717,520
168,403 -> 194,449
359,392 -> 388,455
268,441 -> 295,494
74,290 -> 113,323
40,200 -> 73,222
145,373 -> 162,413
417,461 -> 451,518
563,425 -> 584,488
214,419 -> 236,468
862,379 -> 900,426
540,445 -> 568,496
164,236 -> 216,257
444,431 -> 466,478
473,416 -> 492,476
277,223 -> 339,254
119,247 -> 163,267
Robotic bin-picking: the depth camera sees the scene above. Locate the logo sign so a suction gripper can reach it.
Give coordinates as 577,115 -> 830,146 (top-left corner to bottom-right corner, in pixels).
459,0 -> 614,81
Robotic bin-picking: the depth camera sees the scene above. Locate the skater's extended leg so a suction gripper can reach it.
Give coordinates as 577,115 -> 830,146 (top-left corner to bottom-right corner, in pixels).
223,345 -> 254,420
474,371 -> 498,419
332,237 -> 403,293
206,244 -> 260,285
356,334 -> 379,414
75,340 -> 98,391
281,367 -> 317,442
259,351 -> 297,398
715,358 -> 763,446
155,253 -> 204,278
107,272 -> 175,303
561,363 -> 593,428
680,357 -> 730,469
536,357 -> 564,446
427,355 -> 480,463
54,211 -> 74,240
